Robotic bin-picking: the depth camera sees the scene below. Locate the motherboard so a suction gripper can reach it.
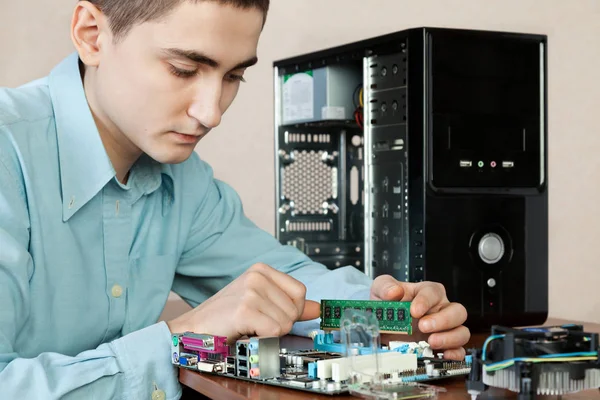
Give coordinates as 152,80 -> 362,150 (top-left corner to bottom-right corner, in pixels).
172,331 -> 471,396
171,300 -> 472,398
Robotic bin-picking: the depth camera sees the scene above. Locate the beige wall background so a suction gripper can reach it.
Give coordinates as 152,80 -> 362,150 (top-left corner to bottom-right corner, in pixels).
1,0 -> 599,324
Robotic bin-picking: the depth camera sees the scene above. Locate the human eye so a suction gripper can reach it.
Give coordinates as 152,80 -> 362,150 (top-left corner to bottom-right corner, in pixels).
169,64 -> 198,79
225,73 -> 246,83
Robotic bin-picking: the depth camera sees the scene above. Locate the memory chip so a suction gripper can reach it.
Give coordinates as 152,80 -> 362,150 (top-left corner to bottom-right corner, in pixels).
386,308 -> 394,320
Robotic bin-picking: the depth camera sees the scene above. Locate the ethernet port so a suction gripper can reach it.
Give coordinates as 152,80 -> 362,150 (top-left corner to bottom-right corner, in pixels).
237,343 -> 247,357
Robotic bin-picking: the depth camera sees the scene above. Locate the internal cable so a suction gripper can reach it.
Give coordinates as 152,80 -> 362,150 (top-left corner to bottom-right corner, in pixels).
484,354 -> 598,372
359,88 -> 364,107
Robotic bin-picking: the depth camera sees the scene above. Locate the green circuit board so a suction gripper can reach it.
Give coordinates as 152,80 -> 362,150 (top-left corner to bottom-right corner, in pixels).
319,299 -> 412,334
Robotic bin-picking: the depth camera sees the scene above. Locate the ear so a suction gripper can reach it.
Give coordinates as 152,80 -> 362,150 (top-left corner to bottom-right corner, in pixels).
70,1 -> 111,67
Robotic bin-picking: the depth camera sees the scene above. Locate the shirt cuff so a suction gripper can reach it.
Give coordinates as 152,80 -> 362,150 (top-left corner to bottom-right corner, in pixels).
109,321 -> 182,400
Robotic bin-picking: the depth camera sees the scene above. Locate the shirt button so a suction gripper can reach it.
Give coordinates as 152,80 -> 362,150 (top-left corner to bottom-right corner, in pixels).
111,284 -> 123,298
151,389 -> 166,400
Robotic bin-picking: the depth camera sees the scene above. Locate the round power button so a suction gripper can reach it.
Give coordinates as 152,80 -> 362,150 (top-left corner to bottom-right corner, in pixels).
478,233 -> 504,264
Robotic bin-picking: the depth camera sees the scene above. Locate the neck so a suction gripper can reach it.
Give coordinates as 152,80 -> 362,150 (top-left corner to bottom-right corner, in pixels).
80,62 -> 141,184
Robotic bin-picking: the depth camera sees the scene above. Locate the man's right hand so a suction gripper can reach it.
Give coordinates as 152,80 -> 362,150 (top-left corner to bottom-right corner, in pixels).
166,263 -> 321,343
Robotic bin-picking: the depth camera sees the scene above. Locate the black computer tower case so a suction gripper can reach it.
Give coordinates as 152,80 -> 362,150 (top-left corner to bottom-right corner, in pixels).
273,27 -> 548,330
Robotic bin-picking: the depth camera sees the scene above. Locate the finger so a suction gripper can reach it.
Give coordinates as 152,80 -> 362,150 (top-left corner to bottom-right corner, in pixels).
259,297 -> 296,334
249,263 -> 307,317
262,274 -> 305,320
418,302 -> 467,333
443,347 -> 466,361
239,287 -> 295,336
299,300 -> 320,321
241,308 -> 290,338
426,325 -> 471,350
410,283 -> 447,319
260,273 -> 320,322
370,275 -> 406,300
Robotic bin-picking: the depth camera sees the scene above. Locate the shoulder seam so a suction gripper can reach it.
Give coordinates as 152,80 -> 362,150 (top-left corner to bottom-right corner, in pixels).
0,153 -> 27,204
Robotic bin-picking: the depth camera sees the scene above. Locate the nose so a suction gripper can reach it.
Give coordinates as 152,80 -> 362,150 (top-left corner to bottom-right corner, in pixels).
187,79 -> 223,129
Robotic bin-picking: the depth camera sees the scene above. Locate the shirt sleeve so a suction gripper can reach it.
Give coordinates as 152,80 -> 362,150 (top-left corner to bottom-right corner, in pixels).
0,158 -> 181,400
172,157 -> 373,337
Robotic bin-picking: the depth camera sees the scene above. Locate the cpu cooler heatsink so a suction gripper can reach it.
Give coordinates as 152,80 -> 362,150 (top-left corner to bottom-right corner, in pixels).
467,324 -> 600,400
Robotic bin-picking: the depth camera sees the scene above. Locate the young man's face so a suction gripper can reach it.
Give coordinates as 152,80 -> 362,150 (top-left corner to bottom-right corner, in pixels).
91,1 -> 263,164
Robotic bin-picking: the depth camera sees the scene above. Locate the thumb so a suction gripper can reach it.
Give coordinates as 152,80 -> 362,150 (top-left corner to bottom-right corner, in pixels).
371,275 -> 406,300
299,300 -> 321,321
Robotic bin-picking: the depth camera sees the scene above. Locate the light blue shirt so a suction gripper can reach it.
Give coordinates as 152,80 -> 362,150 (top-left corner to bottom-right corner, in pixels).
0,52 -> 372,399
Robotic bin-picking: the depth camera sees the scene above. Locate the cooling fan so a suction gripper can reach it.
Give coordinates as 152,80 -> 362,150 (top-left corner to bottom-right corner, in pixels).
466,324 -> 600,400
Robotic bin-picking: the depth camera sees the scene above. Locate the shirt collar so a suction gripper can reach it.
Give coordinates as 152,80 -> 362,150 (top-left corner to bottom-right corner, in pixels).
48,52 -> 174,221
128,154 -> 174,204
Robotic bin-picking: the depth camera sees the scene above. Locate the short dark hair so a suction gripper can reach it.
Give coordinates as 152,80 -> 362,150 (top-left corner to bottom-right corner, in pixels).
87,0 -> 270,41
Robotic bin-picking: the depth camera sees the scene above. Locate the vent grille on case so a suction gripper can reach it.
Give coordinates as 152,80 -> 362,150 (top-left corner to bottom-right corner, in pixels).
285,132 -> 331,144
286,220 -> 332,232
282,150 -> 335,214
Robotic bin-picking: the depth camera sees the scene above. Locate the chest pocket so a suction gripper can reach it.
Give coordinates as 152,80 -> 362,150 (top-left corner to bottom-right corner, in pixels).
125,253 -> 180,332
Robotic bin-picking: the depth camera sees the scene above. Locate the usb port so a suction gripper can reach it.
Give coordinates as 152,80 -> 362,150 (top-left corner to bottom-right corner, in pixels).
502,161 -> 514,168
459,160 -> 472,167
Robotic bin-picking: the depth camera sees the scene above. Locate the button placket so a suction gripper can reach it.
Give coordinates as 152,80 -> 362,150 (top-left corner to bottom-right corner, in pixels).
102,184 -> 132,340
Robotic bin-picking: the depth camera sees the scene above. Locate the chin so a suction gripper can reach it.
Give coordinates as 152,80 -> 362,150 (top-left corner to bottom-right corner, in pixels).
147,147 -> 196,165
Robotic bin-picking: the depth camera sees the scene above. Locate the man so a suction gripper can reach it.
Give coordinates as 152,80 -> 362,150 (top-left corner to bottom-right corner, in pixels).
0,0 -> 470,398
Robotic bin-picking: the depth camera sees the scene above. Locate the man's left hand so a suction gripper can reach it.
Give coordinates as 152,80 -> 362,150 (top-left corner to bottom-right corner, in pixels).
370,275 -> 470,360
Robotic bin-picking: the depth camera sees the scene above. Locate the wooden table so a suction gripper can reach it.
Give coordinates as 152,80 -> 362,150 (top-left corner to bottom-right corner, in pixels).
179,318 -> 600,399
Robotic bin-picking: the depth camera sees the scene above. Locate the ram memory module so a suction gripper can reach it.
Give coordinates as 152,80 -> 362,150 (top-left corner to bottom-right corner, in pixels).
319,299 -> 412,334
